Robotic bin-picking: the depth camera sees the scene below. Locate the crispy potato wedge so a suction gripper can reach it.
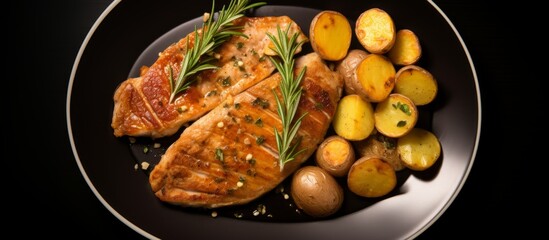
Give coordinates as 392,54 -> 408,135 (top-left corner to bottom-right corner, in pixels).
316,135 -> 356,177
355,8 -> 396,54
387,29 -> 422,66
353,131 -> 405,171
332,94 -> 375,141
397,128 -> 441,171
374,93 -> 418,138
347,156 -> 397,198
352,54 -> 395,102
310,10 -> 352,61
394,65 -> 438,106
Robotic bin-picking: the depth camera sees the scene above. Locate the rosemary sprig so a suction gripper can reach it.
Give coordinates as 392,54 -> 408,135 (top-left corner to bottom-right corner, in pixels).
169,0 -> 266,103
267,24 -> 307,171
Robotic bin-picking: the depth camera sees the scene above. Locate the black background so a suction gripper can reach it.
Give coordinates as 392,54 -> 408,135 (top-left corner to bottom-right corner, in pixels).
8,0 -> 530,238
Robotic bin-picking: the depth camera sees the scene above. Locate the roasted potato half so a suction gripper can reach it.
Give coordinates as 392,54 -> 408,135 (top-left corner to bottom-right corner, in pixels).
387,29 -> 422,66
316,135 -> 356,177
310,10 -> 352,61
332,94 -> 375,141
397,128 -> 441,171
352,54 -> 396,102
374,93 -> 418,138
394,65 -> 438,106
355,8 -> 396,54
353,131 -> 405,171
290,166 -> 344,217
347,156 -> 397,198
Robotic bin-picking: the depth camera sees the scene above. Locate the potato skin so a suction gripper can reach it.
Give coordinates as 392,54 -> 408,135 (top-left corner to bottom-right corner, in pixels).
290,166 -> 344,218
315,135 -> 356,177
353,132 -> 405,171
336,49 -> 369,96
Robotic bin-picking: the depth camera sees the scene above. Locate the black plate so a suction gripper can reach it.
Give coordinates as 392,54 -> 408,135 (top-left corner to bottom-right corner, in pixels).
67,0 -> 480,239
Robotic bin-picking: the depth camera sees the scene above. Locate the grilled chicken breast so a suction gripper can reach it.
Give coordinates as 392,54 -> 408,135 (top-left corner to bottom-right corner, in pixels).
149,53 -> 344,208
111,16 -> 306,138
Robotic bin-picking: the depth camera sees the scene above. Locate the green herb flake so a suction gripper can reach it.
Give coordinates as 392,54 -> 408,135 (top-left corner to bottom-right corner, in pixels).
314,102 -> 324,110
244,114 -> 253,123
256,136 -> 265,145
234,103 -> 241,109
254,118 -> 263,127
215,148 -> 224,162
252,97 -> 269,109
248,158 -> 256,166
259,55 -> 266,62
143,146 -> 149,154
206,90 -> 217,97
221,77 -> 231,87
397,120 -> 407,127
236,42 -> 244,49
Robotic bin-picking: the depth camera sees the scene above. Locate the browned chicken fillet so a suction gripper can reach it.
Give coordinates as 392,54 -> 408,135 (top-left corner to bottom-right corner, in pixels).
111,16 -> 306,138
149,53 -> 344,208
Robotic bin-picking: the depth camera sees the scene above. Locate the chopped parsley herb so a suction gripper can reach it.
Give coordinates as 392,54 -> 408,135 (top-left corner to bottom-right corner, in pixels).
254,118 -> 263,127
252,97 -> 269,109
244,114 -> 253,123
397,120 -> 407,127
248,158 -> 256,165
143,146 -> 149,154
236,42 -> 244,49
234,102 -> 241,109
259,55 -> 266,62
239,176 -> 246,182
314,102 -> 324,110
250,48 -> 258,55
376,134 -> 396,149
220,76 -> 231,87
392,101 -> 412,116
215,148 -> 224,162
256,136 -> 265,145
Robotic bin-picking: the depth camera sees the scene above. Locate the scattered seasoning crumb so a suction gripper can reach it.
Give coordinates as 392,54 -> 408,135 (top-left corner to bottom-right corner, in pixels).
177,106 -> 188,113
267,214 -> 273,218
234,213 -> 243,218
143,146 -> 149,154
129,137 -> 136,144
211,211 -> 218,218
253,210 -> 260,216
237,60 -> 244,66
153,143 -> 161,148
203,12 -> 210,22
246,153 -> 253,161
237,181 -> 244,188
214,53 -> 221,59
217,121 -> 225,128
134,163 -> 138,170
243,138 -> 251,145
141,162 -> 150,170
283,193 -> 289,200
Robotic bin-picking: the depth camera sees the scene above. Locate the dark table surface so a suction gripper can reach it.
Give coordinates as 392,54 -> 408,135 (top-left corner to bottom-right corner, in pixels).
9,0 -> 529,238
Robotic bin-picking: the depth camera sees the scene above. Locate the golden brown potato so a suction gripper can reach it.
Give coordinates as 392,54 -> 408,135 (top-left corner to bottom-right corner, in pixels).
290,166 -> 344,217
347,156 -> 397,198
394,65 -> 438,106
336,49 -> 369,95
310,10 -> 352,61
353,131 -> 405,171
387,29 -> 422,66
397,128 -> 441,171
332,94 -> 375,141
374,93 -> 418,138
355,8 -> 396,54
315,135 -> 356,177
352,54 -> 395,102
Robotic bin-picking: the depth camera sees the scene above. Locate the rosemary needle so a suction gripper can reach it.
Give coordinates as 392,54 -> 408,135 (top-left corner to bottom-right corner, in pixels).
169,0 -> 266,103
267,24 -> 307,171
